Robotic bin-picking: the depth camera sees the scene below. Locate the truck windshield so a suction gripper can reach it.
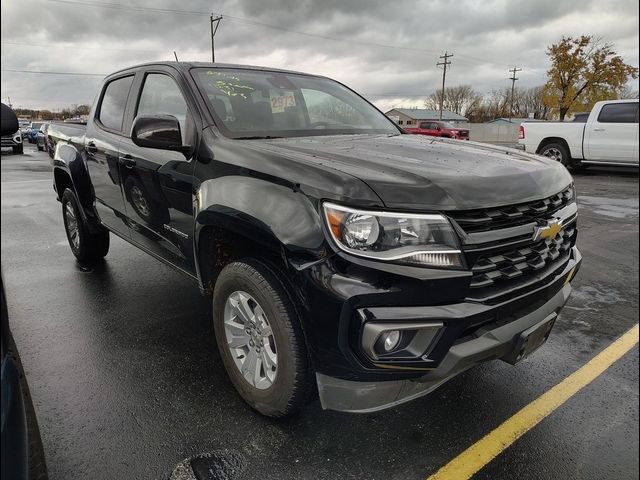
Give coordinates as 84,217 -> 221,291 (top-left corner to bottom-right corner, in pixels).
192,68 -> 399,139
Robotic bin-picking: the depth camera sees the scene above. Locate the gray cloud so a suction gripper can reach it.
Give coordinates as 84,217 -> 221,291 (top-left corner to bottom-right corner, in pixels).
1,0 -> 638,111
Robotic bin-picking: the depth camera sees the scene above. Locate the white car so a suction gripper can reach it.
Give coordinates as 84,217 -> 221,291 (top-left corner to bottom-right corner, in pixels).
519,99 -> 639,169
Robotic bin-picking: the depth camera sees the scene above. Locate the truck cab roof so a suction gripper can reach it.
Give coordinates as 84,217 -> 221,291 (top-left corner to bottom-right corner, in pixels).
107,61 -> 326,80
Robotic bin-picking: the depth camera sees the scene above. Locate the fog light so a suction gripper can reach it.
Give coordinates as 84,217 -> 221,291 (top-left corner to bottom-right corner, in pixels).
383,330 -> 401,352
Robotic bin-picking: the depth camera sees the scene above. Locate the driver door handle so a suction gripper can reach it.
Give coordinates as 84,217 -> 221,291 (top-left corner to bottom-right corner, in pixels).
119,155 -> 136,169
593,128 -> 606,131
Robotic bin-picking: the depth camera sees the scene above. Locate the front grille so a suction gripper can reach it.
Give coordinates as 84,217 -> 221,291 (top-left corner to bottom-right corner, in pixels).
449,186 -> 574,233
470,226 -> 575,289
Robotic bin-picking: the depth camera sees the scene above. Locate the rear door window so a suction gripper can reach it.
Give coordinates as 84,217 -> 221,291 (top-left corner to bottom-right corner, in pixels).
597,103 -> 639,123
98,76 -> 134,132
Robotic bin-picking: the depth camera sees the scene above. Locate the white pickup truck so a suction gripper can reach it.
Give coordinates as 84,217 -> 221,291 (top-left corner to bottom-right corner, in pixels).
519,99 -> 639,169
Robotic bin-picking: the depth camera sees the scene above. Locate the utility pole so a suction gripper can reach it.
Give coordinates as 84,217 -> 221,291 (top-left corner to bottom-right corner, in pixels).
437,51 -> 453,120
508,66 -> 521,123
210,14 -> 223,63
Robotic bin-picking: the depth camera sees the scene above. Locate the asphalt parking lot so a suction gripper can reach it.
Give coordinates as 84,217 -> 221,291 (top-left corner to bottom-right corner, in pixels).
1,145 -> 638,480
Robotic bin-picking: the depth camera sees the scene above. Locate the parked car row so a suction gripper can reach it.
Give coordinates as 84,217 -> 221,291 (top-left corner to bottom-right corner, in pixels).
1,104 -> 24,154
2,120 -> 52,155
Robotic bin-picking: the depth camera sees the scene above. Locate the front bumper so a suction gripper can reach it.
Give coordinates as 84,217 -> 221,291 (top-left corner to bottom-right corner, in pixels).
1,135 -> 22,148
313,247 -> 581,412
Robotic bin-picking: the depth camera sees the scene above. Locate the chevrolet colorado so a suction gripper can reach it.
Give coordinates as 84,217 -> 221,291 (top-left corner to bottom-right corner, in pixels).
519,99 -> 639,168
48,62 -> 581,417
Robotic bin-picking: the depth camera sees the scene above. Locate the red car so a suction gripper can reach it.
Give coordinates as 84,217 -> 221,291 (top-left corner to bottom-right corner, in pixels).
405,121 -> 469,140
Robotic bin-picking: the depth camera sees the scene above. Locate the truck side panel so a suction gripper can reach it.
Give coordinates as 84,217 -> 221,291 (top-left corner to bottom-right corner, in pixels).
520,122 -> 586,159
49,124 -> 104,231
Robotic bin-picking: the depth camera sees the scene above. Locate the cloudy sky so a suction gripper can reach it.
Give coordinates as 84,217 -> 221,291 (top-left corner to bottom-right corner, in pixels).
1,0 -> 638,111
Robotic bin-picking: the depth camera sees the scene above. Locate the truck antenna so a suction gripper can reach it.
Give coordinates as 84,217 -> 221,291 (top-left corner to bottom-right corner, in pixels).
174,51 -> 179,62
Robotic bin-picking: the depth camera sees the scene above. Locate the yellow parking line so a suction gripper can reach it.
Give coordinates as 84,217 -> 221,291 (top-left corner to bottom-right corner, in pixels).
427,323 -> 639,480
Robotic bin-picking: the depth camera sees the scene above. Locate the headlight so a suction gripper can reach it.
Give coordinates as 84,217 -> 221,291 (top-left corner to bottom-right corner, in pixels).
323,202 -> 463,268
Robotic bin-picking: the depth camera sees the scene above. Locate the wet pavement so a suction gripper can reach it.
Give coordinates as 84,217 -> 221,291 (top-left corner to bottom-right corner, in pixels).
1,145 -> 638,480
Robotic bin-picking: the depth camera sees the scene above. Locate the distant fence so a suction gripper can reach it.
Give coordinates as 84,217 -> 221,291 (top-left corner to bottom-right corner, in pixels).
468,124 -> 520,145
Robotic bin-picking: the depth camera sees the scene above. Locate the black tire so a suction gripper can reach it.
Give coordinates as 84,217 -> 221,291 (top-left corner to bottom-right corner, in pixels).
539,142 -> 572,168
37,145 -> 44,151
61,188 -> 109,263
212,260 -> 313,417
12,144 -> 23,154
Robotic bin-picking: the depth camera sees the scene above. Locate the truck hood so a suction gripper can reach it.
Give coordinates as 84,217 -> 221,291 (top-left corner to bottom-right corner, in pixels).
248,134 -> 573,210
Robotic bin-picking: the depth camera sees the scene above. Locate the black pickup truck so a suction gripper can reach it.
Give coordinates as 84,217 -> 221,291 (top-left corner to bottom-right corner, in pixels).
48,62 -> 581,417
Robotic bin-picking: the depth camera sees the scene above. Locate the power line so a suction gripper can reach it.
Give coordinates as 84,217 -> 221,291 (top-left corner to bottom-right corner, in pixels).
46,0 -> 209,16
0,41 -> 165,54
1,69 -> 105,76
436,51 -> 453,120
44,0 -> 518,68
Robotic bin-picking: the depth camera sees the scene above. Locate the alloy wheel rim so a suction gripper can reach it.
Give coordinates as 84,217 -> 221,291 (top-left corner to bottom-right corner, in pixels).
223,290 -> 277,390
543,147 -> 563,163
65,203 -> 80,249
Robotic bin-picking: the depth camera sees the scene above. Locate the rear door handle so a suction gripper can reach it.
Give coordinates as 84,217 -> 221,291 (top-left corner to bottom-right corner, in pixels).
119,155 -> 136,169
86,142 -> 98,154
593,128 -> 606,131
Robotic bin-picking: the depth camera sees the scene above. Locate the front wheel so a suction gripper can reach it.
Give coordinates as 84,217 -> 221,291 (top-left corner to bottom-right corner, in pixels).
61,188 -> 110,263
212,260 -> 313,417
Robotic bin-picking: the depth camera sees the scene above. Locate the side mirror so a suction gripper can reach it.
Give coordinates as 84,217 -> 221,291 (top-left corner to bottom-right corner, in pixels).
131,114 -> 190,155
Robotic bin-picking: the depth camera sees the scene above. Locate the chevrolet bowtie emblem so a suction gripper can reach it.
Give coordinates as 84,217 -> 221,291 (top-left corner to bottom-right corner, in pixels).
533,218 -> 562,241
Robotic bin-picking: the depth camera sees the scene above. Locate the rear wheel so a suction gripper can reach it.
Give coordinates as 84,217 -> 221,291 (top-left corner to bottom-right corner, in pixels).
212,260 -> 313,417
539,142 -> 571,167
61,188 -> 109,263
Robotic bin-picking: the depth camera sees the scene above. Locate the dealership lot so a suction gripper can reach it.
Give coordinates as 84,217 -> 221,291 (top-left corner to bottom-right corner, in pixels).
1,146 -> 638,480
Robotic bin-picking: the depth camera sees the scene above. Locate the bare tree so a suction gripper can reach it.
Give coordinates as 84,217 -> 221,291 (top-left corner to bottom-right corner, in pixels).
619,85 -> 639,99
464,86 -> 549,123
424,85 -> 483,117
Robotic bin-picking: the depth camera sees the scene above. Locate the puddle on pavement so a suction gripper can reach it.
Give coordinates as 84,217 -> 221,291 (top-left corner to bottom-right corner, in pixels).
566,283 -> 627,311
578,195 -> 639,219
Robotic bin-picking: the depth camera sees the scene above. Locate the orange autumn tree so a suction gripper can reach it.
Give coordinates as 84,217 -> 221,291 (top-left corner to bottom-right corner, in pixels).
542,36 -> 638,120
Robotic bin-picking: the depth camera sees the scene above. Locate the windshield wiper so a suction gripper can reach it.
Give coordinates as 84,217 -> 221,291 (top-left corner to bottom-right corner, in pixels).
234,135 -> 283,140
